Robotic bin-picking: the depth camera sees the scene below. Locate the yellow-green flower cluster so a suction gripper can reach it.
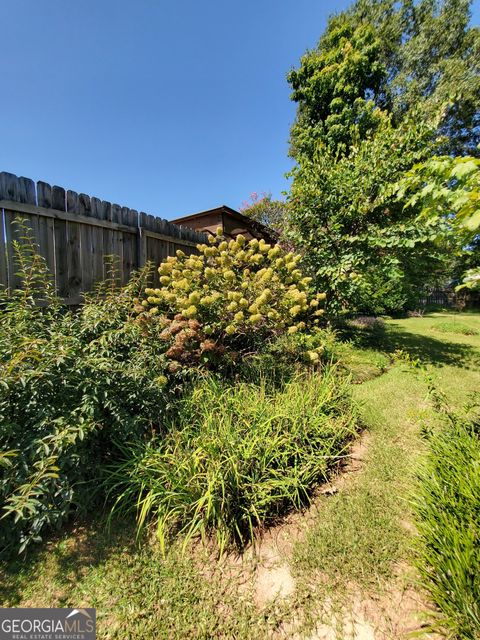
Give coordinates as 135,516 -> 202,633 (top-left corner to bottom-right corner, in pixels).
137,234 -> 326,340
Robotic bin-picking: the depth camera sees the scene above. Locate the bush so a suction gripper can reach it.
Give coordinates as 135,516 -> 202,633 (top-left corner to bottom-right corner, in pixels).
107,369 -> 357,553
413,400 -> 480,638
0,224 -> 340,557
0,231 -> 170,556
236,326 -> 338,386
135,232 -> 327,370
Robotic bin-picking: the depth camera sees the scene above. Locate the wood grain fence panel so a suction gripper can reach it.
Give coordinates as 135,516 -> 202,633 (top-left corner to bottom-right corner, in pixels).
0,209 -> 7,289
111,204 -> 123,283
0,175 -> 21,290
138,212 -> 148,268
66,190 -> 82,299
4,209 -> 24,290
0,172 -> 20,201
0,172 -> 207,302
8,196 -> 40,289
145,230 -> 156,285
120,207 -> 137,283
99,200 -> 113,280
90,197 -> 106,286
52,185 -> 68,296
156,218 -> 171,263
36,181 -> 55,276
78,193 -> 93,293
37,181 -> 52,209
149,237 -> 161,287
129,208 -> 139,272
18,177 -> 36,205
144,215 -> 159,286
154,228 -> 167,286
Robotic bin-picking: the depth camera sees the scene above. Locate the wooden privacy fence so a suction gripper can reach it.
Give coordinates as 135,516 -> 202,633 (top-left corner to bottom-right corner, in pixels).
0,171 -> 207,302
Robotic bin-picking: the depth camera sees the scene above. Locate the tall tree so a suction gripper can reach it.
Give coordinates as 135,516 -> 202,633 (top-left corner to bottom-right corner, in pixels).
288,15 -> 386,159
351,0 -> 480,155
286,0 -> 477,314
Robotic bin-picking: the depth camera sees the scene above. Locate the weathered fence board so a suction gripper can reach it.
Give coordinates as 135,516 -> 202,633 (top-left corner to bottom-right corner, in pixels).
52,185 -> 68,297
4,209 -> 23,290
66,190 -> 82,300
0,171 -> 206,301
37,181 -> 56,277
90,197 -> 105,285
78,193 -> 93,293
0,211 -> 7,287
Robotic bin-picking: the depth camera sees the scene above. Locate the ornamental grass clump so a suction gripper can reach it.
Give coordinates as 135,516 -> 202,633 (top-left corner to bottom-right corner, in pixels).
134,231 -> 326,369
107,369 -> 357,554
413,400 -> 480,638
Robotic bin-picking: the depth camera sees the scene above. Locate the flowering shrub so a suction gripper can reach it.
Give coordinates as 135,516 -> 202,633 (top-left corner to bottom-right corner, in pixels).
134,232 -> 326,367
1,224 -> 338,558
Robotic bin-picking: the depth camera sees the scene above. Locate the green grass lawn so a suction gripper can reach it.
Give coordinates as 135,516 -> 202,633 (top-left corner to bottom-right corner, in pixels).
291,311 -> 480,635
386,312 -> 480,407
1,311 -> 479,639
0,524 -> 268,639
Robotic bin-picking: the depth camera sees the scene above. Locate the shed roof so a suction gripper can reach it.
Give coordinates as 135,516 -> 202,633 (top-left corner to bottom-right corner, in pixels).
171,205 -> 278,241
172,205 -> 247,225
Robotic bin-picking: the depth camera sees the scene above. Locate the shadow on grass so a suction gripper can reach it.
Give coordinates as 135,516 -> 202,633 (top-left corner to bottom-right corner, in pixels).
338,322 -> 479,369
0,514 -> 136,607
383,324 -> 479,368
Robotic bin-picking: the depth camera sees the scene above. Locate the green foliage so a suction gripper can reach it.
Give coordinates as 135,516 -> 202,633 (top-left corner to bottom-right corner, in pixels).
136,232 -> 327,368
292,348 -> 427,601
0,522 -> 272,639
397,154 -> 480,290
0,226 -> 170,556
0,223 -> 340,557
286,0 -> 478,314
288,115 -> 452,314
347,0 -> 480,155
107,370 -> 357,554
458,268 -> 480,291
289,0 -> 480,160
399,155 -> 480,233
413,400 -> 480,638
336,343 -> 391,383
288,14 -> 385,158
237,326 -> 338,387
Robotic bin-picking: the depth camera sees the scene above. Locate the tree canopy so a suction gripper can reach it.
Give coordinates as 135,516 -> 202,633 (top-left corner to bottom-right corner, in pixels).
240,192 -> 288,231
286,0 -> 478,314
289,0 -> 479,158
398,154 -> 480,290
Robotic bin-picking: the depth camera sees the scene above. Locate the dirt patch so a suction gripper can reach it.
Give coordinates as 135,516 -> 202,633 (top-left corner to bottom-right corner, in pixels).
341,432 -> 370,476
291,579 -> 439,639
219,430 -> 438,638
254,553 -> 295,607
239,433 -> 372,608
348,582 -> 439,640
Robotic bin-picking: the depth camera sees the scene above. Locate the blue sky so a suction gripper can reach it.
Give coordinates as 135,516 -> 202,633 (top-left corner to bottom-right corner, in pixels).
1,1 -> 478,220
